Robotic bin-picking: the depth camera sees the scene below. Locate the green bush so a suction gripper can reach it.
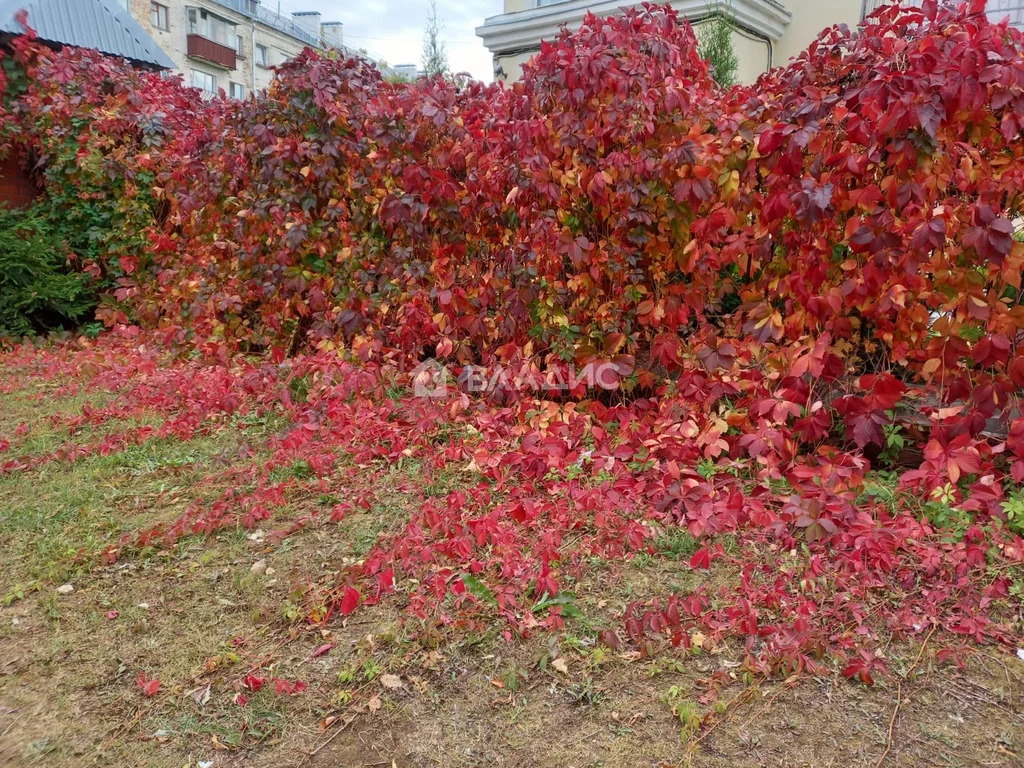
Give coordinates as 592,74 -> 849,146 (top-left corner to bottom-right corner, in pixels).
0,204 -> 94,337
697,1 -> 738,87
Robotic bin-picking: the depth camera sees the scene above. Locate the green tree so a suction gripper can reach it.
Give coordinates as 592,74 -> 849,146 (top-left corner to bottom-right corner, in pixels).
0,203 -> 94,337
421,0 -> 448,78
697,1 -> 739,87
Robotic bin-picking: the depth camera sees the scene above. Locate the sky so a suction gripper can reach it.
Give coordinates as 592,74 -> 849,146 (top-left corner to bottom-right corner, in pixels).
264,0 -> 503,82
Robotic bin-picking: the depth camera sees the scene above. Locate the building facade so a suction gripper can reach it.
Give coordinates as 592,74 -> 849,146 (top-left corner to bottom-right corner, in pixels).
126,0 -> 341,96
382,63 -> 425,81
476,0 -> 1024,84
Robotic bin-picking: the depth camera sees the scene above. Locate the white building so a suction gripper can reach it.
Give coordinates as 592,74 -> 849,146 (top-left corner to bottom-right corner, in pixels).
382,63 -> 423,80
476,0 -> 1024,84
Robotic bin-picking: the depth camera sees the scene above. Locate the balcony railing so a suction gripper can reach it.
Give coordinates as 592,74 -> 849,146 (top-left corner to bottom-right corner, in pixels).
186,34 -> 237,69
207,0 -> 321,46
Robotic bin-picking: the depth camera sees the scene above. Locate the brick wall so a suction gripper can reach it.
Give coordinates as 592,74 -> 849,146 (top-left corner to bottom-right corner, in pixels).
0,155 -> 39,208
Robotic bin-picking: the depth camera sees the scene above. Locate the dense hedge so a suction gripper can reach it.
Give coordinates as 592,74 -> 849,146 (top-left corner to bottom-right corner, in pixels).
2,1 -> 1023,408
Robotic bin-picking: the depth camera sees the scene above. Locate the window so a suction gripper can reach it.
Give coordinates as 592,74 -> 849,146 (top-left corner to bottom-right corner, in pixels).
190,69 -> 216,94
229,81 -> 245,99
151,2 -> 169,30
255,44 -> 269,67
186,7 -> 235,46
235,34 -> 244,56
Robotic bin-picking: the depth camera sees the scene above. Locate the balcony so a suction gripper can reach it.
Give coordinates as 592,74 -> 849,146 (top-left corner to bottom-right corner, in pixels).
187,34 -> 237,69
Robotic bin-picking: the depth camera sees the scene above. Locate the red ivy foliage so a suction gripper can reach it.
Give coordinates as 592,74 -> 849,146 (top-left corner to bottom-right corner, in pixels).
2,322 -> 1021,682
1,4 -> 1022,415
1,1 -> 1023,683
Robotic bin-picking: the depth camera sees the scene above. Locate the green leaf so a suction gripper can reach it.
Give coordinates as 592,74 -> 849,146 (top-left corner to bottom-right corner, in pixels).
461,574 -> 497,606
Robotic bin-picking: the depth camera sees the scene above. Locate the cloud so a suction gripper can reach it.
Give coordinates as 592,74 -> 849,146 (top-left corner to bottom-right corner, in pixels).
275,0 -> 501,81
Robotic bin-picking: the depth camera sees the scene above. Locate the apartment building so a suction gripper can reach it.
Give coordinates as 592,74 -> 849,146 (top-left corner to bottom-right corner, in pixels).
382,63 -> 425,81
476,0 -> 1024,84
127,0 -> 343,96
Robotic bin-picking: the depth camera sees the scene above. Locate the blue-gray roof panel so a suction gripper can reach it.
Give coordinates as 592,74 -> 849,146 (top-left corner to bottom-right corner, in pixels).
0,0 -> 176,68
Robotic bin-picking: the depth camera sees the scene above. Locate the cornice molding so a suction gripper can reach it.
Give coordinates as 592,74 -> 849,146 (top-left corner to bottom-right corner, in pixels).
476,0 -> 792,53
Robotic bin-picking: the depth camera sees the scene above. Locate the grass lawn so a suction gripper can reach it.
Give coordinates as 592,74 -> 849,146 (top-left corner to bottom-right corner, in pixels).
0,356 -> 1022,768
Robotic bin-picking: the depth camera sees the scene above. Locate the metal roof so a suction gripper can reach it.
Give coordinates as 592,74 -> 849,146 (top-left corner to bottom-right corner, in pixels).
0,0 -> 176,69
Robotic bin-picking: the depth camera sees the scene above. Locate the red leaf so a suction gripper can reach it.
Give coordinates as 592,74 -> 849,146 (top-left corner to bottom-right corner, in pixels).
689,548 -> 712,570
311,643 -> 334,659
273,678 -> 307,695
339,586 -> 360,616
841,661 -> 874,686
598,629 -> 622,650
136,673 -> 161,697
242,673 -> 265,691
